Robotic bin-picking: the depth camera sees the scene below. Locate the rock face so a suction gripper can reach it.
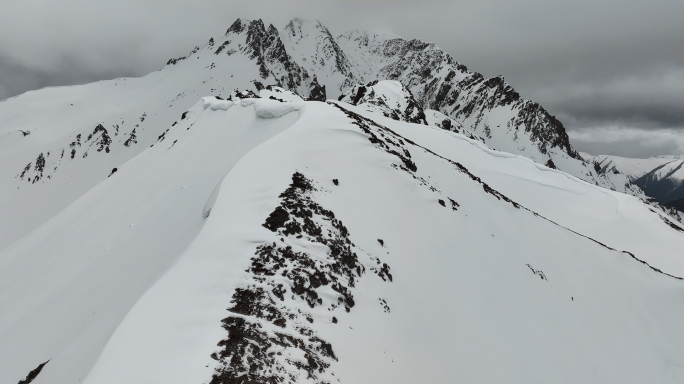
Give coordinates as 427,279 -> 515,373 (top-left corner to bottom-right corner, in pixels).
335,31 -> 578,163
164,17 -> 684,219
171,18 -> 656,200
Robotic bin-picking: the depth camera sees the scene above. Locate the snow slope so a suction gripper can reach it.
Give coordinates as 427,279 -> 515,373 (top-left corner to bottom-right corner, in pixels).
1,18 -> 684,384
81,93 -> 684,384
1,16 -> 675,239
2,85 -> 683,384
0,94 -> 300,384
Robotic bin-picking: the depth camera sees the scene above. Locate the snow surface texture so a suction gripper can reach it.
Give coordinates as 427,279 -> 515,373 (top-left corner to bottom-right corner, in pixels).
1,17 -> 684,384
1,84 -> 683,384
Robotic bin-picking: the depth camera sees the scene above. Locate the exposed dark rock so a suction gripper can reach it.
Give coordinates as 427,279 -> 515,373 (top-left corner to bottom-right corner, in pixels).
665,197 -> 684,213
253,81 -> 265,91
333,104 -> 418,173
123,128 -> 137,147
526,264 -> 547,281
18,163 -> 31,180
92,124 -> 112,153
211,172 -> 392,383
308,76 -> 327,102
17,361 -> 49,384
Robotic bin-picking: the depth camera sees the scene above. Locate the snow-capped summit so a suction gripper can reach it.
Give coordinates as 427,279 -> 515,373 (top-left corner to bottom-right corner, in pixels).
281,18 -> 359,95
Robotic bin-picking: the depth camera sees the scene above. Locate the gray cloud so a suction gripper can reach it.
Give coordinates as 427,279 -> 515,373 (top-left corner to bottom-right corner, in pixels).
1,0 -> 682,157
569,128 -> 682,158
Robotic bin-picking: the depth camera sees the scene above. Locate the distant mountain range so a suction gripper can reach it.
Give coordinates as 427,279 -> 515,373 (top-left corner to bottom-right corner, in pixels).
585,153 -> 684,211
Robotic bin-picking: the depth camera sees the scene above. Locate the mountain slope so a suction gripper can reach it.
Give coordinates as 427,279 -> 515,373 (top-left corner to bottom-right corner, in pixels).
587,154 -> 681,181
1,85 -> 683,384
636,159 -> 684,204
84,93 -> 684,384
1,18 -> 684,384
0,94 -> 301,384
2,16 -> 676,241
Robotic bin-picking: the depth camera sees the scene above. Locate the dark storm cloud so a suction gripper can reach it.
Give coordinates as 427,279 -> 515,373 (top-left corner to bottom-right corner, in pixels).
569,126 -> 684,158
1,0 -> 683,157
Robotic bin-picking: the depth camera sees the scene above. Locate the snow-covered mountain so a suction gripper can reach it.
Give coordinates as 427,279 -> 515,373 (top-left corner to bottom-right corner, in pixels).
2,17 -> 684,384
584,154 -> 679,182
636,159 -> 684,204
583,153 -> 684,214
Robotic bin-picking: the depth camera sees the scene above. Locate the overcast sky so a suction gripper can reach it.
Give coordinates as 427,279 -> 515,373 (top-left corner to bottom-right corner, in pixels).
1,0 -> 682,158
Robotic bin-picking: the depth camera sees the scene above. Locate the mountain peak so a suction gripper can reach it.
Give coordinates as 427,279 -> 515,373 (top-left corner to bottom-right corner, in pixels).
3,15 -> 684,384
224,18 -> 252,35
284,17 -> 327,35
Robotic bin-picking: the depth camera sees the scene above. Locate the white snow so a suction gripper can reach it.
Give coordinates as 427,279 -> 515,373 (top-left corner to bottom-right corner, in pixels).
1,18 -> 684,384
81,98 -> 684,384
592,154 -> 681,180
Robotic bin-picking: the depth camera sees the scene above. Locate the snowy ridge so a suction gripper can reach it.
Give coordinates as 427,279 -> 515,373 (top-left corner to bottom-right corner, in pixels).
337,80 -> 483,141
0,92 -> 302,384
3,16 -> 675,225
82,94 -> 684,384
1,18 -> 684,384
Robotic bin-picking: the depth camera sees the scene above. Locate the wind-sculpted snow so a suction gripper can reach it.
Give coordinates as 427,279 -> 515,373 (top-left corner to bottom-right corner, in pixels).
3,17 -> 684,384
78,98 -> 684,384
0,94 -> 301,384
